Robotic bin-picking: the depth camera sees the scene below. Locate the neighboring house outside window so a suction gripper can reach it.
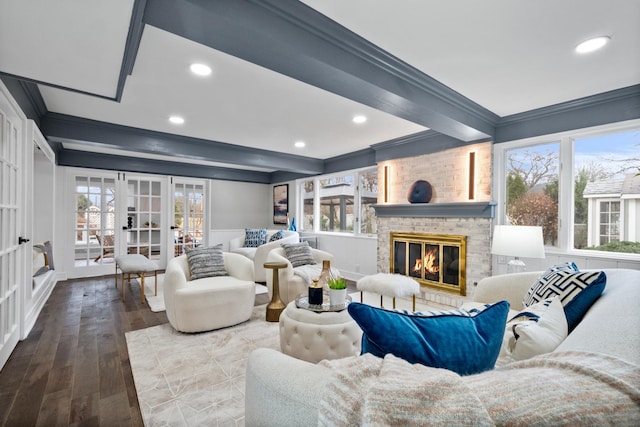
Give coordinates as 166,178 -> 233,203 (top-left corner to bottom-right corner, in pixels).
583,174 -> 640,247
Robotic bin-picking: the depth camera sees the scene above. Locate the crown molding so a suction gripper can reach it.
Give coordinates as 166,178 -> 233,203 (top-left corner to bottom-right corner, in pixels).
40,112 -> 324,174
495,85 -> 640,143
58,149 -> 271,183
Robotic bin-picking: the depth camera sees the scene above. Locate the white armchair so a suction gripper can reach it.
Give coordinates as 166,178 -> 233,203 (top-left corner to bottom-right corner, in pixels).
163,253 -> 256,333
265,247 -> 335,305
229,230 -> 300,282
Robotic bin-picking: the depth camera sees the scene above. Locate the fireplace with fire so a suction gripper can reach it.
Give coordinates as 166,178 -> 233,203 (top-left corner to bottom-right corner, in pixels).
390,232 -> 467,296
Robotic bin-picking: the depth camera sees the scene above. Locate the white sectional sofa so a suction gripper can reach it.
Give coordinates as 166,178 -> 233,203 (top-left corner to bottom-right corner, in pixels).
245,268 -> 640,426
229,230 -> 299,282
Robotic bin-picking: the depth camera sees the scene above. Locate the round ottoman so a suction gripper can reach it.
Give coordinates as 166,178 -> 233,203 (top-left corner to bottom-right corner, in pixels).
279,301 -> 362,363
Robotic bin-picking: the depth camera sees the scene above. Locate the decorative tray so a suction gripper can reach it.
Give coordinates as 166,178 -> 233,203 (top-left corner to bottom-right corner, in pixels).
295,294 -> 352,312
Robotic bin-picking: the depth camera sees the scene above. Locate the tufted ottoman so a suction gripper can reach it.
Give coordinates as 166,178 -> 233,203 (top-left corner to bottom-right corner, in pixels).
279,301 -> 362,363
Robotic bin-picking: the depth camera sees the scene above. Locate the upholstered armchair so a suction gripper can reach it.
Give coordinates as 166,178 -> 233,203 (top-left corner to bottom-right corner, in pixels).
265,247 -> 336,305
229,230 -> 300,282
163,252 -> 256,333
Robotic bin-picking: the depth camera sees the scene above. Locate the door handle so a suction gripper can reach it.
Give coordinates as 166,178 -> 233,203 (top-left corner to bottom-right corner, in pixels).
170,226 -> 177,230
18,236 -> 30,245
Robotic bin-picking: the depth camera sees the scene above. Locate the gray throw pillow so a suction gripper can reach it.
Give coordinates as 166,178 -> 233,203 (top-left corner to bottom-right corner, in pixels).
282,242 -> 316,267
185,244 -> 228,280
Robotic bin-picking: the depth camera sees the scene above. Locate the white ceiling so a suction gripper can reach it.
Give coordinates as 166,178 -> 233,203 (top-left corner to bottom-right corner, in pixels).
1,0 -> 639,171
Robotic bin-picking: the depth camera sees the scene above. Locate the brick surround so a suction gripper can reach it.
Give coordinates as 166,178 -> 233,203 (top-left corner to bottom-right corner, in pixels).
376,142 -> 493,306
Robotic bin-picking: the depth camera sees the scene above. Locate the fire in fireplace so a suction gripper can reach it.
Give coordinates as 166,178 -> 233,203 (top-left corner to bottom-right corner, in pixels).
391,232 -> 467,295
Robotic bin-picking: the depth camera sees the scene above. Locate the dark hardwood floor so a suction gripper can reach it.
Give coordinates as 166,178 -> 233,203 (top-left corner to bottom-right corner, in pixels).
0,276 -> 168,426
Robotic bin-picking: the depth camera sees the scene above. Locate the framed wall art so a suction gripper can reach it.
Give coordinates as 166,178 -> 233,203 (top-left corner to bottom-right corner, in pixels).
273,184 -> 288,224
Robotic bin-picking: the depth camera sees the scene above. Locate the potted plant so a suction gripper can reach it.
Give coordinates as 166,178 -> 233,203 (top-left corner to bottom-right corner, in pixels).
328,276 -> 348,306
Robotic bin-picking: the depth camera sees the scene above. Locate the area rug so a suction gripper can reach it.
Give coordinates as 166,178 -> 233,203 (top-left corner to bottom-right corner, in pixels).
136,275 -> 269,313
126,304 -> 279,426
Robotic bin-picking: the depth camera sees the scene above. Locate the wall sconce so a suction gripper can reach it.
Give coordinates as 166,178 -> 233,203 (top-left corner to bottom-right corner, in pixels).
383,165 -> 390,203
468,151 -> 476,200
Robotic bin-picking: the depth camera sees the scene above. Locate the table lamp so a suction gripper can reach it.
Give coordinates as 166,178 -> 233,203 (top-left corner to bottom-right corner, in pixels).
491,225 -> 545,273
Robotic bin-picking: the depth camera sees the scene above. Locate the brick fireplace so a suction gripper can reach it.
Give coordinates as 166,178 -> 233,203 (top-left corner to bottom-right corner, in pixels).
374,141 -> 494,306
391,231 -> 467,296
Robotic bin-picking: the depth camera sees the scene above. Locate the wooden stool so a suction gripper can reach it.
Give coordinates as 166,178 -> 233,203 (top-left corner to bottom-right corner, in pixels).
264,261 -> 287,322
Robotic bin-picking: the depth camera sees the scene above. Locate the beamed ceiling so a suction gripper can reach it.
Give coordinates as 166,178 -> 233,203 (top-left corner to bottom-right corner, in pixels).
1,0 -> 639,183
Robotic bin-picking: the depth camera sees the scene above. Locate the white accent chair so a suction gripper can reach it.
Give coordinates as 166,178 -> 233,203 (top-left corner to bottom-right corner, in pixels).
265,247 -> 335,305
163,253 -> 256,333
229,230 -> 299,282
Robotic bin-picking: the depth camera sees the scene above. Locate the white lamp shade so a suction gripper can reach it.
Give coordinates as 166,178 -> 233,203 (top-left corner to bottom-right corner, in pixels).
491,225 -> 545,259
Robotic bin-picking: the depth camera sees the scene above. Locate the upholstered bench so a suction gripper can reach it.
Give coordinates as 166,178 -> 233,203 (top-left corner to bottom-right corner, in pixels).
279,301 -> 362,363
357,273 -> 420,311
115,254 -> 159,303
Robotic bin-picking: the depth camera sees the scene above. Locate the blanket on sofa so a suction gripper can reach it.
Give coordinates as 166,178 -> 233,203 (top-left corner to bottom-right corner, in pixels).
293,264 -> 340,285
319,351 -> 640,426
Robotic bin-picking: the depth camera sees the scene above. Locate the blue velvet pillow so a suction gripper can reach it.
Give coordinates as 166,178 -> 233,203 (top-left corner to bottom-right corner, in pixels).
347,301 -> 510,376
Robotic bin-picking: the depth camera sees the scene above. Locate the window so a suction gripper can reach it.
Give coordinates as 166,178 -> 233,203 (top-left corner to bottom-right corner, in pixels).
496,122 -> 640,257
505,143 -> 559,245
74,175 -> 115,266
298,167 -> 378,235
598,201 -> 620,245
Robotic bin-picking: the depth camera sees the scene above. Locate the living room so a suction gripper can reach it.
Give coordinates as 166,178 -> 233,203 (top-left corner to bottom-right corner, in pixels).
1,1 -> 639,425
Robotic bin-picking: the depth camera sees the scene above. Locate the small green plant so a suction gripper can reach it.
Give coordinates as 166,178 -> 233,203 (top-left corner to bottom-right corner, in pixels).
328,277 -> 347,290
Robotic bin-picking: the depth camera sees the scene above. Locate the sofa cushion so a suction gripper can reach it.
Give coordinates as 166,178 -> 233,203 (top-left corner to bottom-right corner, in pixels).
282,242 -> 316,267
244,228 -> 267,248
269,230 -> 285,242
347,301 -> 510,375
185,244 -> 228,280
510,298 -> 568,360
523,270 -> 606,331
523,262 -> 579,307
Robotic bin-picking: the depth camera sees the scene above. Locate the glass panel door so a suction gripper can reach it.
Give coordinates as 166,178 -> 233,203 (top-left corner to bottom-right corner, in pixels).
74,176 -> 116,267
0,91 -> 23,369
172,180 -> 206,257
126,177 -> 163,261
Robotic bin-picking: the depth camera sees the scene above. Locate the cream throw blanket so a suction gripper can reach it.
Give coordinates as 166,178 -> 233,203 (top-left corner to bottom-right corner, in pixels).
319,351 -> 640,426
293,264 -> 340,286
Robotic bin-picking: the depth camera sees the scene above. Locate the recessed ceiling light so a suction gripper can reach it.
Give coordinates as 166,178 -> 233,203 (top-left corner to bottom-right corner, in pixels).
169,116 -> 185,125
575,36 -> 610,54
353,115 -> 367,124
190,63 -> 212,76
294,141 -> 306,148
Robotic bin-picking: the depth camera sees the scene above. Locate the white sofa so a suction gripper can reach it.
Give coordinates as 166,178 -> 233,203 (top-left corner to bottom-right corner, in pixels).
229,230 -> 299,282
265,246 -> 335,305
245,268 -> 640,426
163,253 -> 256,333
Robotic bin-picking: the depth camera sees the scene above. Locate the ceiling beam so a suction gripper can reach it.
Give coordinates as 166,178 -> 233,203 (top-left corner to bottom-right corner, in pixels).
143,0 -> 498,142
40,113 -> 324,174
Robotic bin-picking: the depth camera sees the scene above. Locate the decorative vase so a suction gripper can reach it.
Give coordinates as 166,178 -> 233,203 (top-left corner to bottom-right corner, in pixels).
329,288 -> 347,306
317,260 -> 333,293
308,279 -> 323,305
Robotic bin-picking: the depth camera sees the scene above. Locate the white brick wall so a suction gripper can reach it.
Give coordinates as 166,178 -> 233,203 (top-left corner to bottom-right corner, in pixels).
376,142 -> 493,304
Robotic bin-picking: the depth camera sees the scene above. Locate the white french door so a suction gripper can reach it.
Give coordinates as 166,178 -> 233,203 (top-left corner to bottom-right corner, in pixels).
124,175 -> 165,261
68,170 -> 168,278
171,178 -> 207,257
0,84 -> 24,369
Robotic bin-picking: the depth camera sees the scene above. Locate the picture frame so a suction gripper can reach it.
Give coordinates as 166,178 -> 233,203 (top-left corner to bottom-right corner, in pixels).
273,184 -> 288,225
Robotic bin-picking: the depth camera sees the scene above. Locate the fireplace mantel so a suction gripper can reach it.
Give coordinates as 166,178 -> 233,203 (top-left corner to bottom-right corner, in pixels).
373,202 -> 496,218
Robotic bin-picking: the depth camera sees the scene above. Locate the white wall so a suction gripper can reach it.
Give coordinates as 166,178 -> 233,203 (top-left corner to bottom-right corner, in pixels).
315,234 -> 377,281
209,180 -> 270,228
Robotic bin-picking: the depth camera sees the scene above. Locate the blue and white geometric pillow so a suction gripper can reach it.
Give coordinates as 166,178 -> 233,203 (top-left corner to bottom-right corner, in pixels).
244,228 -> 267,247
269,230 -> 285,242
523,270 -> 606,331
523,262 -> 580,307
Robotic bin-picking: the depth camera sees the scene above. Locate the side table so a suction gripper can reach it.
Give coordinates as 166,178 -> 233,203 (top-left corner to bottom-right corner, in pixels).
264,261 -> 287,322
